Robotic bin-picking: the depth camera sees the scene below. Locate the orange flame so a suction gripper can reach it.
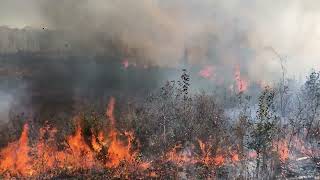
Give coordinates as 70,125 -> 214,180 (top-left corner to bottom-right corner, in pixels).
231,152 -> 240,163
273,139 -> 289,162
0,98 -> 254,178
0,124 -> 34,177
0,97 -> 143,178
91,131 -> 103,152
198,139 -> 212,165
65,121 -> 97,169
0,121 -> 245,178
106,130 -> 137,168
166,144 -> 196,165
165,140 -> 232,168
105,97 -> 138,168
213,155 -> 225,166
35,125 -> 59,172
198,140 -> 226,166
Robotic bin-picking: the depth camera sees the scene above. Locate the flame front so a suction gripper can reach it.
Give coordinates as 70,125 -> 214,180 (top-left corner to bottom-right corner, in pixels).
0,124 -> 33,176
105,97 -> 137,167
0,97 -> 302,178
0,97 -> 141,178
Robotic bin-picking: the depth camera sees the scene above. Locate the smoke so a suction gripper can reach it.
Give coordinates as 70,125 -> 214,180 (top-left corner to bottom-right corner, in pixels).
37,0 -> 186,66
28,0 -> 320,82
0,91 -> 13,123
1,0 -> 320,81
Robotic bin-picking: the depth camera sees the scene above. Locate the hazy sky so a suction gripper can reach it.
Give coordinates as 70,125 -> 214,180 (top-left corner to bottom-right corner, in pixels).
0,0 -> 44,28
2,0 -> 320,79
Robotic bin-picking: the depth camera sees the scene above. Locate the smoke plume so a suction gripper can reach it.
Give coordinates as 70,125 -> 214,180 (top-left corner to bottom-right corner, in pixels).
32,0 -> 320,81
1,0 -> 320,81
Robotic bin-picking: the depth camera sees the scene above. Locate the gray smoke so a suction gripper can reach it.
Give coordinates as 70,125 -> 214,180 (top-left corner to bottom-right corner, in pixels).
0,91 -> 13,123
2,0 -> 320,81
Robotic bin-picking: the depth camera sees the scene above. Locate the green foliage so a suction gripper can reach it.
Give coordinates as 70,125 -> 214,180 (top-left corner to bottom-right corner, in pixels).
304,70 -> 320,110
305,70 -> 320,100
302,70 -> 320,138
248,87 -> 277,154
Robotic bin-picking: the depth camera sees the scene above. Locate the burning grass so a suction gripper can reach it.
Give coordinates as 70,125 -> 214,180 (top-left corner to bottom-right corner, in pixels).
0,96 -> 244,179
1,96 -> 317,179
1,70 -> 320,179
0,98 -> 144,178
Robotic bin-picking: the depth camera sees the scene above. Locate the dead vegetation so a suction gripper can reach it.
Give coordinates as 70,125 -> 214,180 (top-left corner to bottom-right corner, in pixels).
0,69 -> 320,179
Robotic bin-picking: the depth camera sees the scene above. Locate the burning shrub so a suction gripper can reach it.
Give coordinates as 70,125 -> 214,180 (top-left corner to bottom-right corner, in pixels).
0,70 -> 320,179
0,97 -> 145,179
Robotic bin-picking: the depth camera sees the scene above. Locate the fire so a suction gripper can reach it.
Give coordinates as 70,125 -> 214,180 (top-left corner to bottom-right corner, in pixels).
272,135 -> 320,163
91,131 -> 103,152
34,120 -> 103,172
199,65 -> 214,79
290,135 -> 320,158
273,139 -> 289,162
35,125 -> 59,172
0,124 -> 34,177
198,139 -> 212,165
0,97 -> 141,178
65,120 -> 97,169
1,97 -> 288,178
106,130 -> 137,167
105,97 -> 138,167
166,144 -> 196,165
231,152 -> 240,162
165,140 -> 237,168
213,155 -> 225,166
139,162 -> 151,170
198,140 -> 226,166
235,65 -> 248,93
